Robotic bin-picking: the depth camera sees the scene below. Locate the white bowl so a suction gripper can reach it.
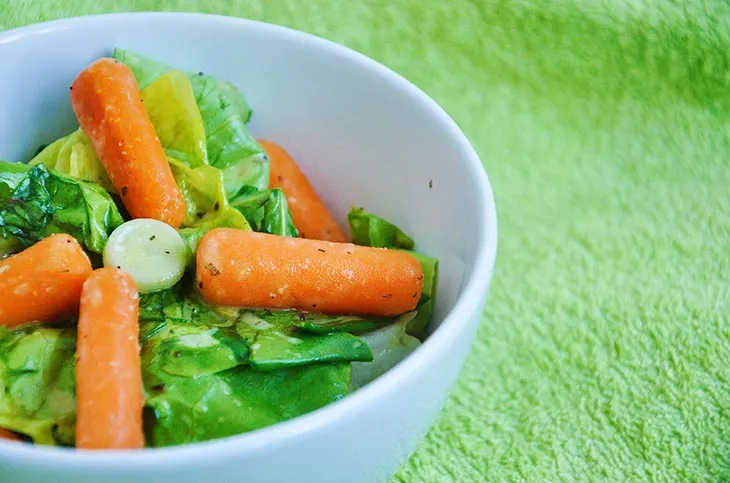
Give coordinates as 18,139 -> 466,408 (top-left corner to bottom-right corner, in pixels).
0,13 -> 497,483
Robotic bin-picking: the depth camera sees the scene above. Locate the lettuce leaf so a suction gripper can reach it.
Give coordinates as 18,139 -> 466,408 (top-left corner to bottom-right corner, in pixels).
140,287 -> 372,371
347,207 -> 414,249
144,363 -> 350,447
113,48 -> 268,196
229,185 -> 298,237
0,162 -> 124,254
350,312 -> 421,391
140,71 -> 208,167
29,129 -> 115,193
346,207 -> 439,337
235,311 -> 372,371
0,324 -> 76,445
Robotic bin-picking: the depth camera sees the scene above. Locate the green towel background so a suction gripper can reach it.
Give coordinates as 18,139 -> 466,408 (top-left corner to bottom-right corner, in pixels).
3,1 -> 730,481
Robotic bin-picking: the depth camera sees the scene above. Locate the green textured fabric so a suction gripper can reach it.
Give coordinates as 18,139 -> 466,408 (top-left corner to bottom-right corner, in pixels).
3,1 -> 730,481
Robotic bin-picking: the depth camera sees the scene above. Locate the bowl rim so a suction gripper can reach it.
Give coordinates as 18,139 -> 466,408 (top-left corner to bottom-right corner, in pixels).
0,11 -> 498,468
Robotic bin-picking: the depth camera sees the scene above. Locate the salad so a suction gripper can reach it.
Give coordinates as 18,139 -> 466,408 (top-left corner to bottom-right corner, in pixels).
0,50 -> 438,449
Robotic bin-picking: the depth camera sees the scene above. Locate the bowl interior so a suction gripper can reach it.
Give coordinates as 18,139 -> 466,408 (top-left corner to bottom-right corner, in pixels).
0,14 -> 486,337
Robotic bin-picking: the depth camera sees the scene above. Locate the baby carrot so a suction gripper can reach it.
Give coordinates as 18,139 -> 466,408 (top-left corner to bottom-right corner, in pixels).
196,228 -> 423,316
70,58 -> 186,228
0,428 -> 22,442
261,140 -> 349,242
0,234 -> 92,327
75,268 -> 143,450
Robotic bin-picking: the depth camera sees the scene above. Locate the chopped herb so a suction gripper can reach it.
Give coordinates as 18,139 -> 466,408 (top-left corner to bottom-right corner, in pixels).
205,263 -> 221,276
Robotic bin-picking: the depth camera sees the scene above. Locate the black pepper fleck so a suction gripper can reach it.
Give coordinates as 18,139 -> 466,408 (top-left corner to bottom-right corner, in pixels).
429,180 -> 433,189
198,71 -> 204,76
312,304 -> 317,308
165,250 -> 170,255
198,281 -> 204,289
213,202 -> 220,211
317,248 -> 326,253
149,235 -> 156,241
121,186 -> 128,197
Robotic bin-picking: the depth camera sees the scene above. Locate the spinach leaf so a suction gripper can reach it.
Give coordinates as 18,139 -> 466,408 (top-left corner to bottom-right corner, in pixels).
351,312 -> 421,391
114,48 -> 269,196
144,363 -> 350,447
29,129 -> 115,193
236,311 -> 372,371
0,162 -> 124,254
0,324 -> 76,445
229,185 -> 298,237
347,207 -> 415,250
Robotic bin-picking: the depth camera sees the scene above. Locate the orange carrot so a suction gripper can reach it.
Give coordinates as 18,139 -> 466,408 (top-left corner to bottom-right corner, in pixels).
261,140 -> 349,242
0,428 -> 22,442
70,58 -> 185,228
196,228 -> 423,316
0,234 -> 92,327
75,268 -> 143,450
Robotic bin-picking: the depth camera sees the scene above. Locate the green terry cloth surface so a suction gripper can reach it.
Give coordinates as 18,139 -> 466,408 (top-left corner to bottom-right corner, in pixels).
3,1 -> 730,481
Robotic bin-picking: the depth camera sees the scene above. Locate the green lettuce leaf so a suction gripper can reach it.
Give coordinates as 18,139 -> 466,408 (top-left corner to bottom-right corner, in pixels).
0,324 -> 76,445
113,48 -> 269,196
141,71 -> 208,167
144,363 -> 350,447
0,162 -> 124,254
141,287 -> 372,371
350,312 -> 421,391
403,250 -> 439,337
177,206 -> 251,269
29,129 -> 115,193
167,156 -> 249,230
292,312 -> 393,334
141,320 -> 248,378
347,207 -> 414,249
236,311 -> 372,371
229,185 -> 298,237
346,207 -> 439,337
